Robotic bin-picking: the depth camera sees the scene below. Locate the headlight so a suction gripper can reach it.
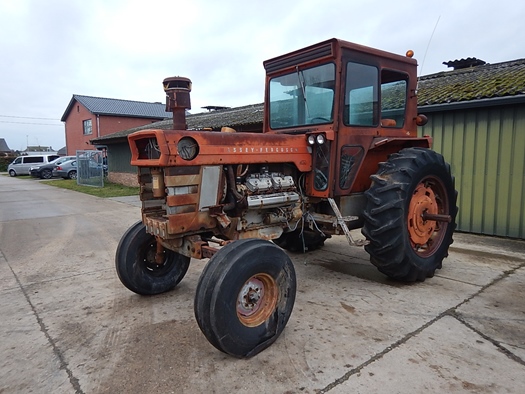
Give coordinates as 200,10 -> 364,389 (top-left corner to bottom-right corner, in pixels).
177,137 -> 199,160
307,134 -> 326,145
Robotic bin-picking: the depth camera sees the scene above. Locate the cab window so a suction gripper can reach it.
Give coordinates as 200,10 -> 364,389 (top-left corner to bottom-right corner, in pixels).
380,69 -> 408,128
344,62 -> 378,126
269,63 -> 335,129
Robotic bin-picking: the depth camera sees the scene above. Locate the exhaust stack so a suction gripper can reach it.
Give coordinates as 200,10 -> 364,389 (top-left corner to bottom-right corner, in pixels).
163,76 -> 192,130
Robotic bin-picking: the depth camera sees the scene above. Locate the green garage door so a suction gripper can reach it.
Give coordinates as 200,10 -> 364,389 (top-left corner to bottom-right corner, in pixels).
421,104 -> 525,239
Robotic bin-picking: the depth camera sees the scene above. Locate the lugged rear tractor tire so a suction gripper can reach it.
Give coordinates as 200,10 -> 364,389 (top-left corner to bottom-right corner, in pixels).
362,147 -> 458,282
115,221 -> 190,295
194,239 -> 296,358
274,227 -> 326,253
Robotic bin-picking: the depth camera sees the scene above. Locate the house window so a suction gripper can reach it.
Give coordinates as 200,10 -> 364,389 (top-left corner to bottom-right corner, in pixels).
83,119 -> 92,135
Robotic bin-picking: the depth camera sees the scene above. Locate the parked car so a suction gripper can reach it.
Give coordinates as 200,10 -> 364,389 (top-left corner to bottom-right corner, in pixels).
30,156 -> 76,179
53,158 -> 108,180
53,159 -> 77,179
8,154 -> 60,176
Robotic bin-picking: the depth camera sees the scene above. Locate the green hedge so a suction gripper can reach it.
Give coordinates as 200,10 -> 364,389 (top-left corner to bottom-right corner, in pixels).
0,156 -> 16,172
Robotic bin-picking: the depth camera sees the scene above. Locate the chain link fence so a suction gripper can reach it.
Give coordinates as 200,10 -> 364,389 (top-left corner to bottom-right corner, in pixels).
76,150 -> 106,187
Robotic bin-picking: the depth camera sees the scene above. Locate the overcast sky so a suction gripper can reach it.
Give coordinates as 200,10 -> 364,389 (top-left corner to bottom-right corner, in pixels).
1,0 -> 524,152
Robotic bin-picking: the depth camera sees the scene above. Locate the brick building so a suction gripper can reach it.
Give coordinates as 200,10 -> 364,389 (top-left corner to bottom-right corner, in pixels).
61,95 -> 170,155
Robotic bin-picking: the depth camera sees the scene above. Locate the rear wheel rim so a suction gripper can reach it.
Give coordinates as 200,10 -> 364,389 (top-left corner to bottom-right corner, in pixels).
407,176 -> 449,257
237,273 -> 278,327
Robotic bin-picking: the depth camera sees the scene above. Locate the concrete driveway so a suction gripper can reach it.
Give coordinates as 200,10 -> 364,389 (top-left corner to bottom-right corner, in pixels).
1,175 -> 524,393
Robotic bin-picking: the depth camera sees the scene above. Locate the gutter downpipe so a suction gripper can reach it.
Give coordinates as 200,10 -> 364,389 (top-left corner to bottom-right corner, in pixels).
96,115 -> 100,138
418,95 -> 525,113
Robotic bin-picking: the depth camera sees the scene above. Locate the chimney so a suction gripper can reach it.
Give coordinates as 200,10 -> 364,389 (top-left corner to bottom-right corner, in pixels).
163,76 -> 192,130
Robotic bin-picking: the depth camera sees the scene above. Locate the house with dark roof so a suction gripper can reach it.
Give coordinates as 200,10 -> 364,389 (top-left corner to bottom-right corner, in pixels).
61,94 -> 171,155
92,57 -> 525,238
0,138 -> 11,153
23,146 -> 57,155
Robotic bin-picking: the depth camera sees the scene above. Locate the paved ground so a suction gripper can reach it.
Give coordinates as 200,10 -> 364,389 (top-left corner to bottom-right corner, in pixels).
1,175 -> 524,393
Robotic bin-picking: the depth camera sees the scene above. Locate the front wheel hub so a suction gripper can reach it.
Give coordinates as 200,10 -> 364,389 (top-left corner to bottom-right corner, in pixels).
237,274 -> 278,327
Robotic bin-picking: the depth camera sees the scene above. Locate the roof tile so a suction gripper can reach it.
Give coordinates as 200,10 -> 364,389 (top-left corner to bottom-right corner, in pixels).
61,95 -> 171,121
418,58 -> 525,105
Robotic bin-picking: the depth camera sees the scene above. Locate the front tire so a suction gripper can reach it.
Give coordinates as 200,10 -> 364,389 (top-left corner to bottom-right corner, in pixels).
41,169 -> 52,179
9,169 -> 16,177
115,221 -> 190,295
194,239 -> 296,358
362,148 -> 457,282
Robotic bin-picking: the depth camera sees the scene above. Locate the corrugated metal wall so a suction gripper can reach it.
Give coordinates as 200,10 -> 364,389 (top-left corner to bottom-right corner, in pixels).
108,143 -> 135,173
420,104 -> 525,239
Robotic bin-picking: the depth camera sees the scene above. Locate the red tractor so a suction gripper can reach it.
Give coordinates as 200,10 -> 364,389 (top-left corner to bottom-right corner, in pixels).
116,38 -> 457,358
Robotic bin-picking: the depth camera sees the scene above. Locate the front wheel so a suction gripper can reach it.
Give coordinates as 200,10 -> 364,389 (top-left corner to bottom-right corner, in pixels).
115,221 -> 190,295
41,169 -> 52,179
362,148 -> 458,282
194,239 -> 296,358
9,170 -> 16,177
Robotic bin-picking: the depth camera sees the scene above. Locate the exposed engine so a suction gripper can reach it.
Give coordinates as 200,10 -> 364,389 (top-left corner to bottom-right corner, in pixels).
221,166 -> 303,239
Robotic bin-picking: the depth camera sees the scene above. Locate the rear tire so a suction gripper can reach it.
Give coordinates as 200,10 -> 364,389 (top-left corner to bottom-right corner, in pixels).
68,170 -> 77,179
115,221 -> 190,295
194,239 -> 296,358
362,148 -> 457,282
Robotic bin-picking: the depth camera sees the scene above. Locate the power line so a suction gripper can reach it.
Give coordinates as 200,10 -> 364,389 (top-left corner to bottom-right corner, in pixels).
0,114 -> 61,121
0,120 -> 63,126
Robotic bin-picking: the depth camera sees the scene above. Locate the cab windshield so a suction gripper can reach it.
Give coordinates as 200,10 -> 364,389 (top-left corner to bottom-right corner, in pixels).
269,63 -> 335,129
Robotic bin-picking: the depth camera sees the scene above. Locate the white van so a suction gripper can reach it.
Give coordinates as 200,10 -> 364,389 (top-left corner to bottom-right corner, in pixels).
7,154 -> 60,176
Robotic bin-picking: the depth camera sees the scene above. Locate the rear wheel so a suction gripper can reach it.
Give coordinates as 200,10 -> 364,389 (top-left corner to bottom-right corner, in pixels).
362,148 -> 457,282
115,221 -> 190,295
68,170 -> 77,179
194,239 -> 296,358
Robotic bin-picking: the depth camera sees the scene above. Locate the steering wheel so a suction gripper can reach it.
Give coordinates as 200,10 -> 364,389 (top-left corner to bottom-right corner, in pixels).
310,117 -> 330,124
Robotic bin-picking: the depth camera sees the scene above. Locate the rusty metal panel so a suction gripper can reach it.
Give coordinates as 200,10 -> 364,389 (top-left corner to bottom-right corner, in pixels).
420,104 -> 525,239
166,193 -> 199,206
165,174 -> 201,186
129,129 -> 313,172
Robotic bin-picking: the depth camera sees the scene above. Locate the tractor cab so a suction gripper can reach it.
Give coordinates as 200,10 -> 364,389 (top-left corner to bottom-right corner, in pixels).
263,39 -> 429,198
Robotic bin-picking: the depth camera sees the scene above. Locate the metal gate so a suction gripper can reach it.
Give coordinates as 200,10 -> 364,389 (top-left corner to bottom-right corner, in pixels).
76,150 -> 105,188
